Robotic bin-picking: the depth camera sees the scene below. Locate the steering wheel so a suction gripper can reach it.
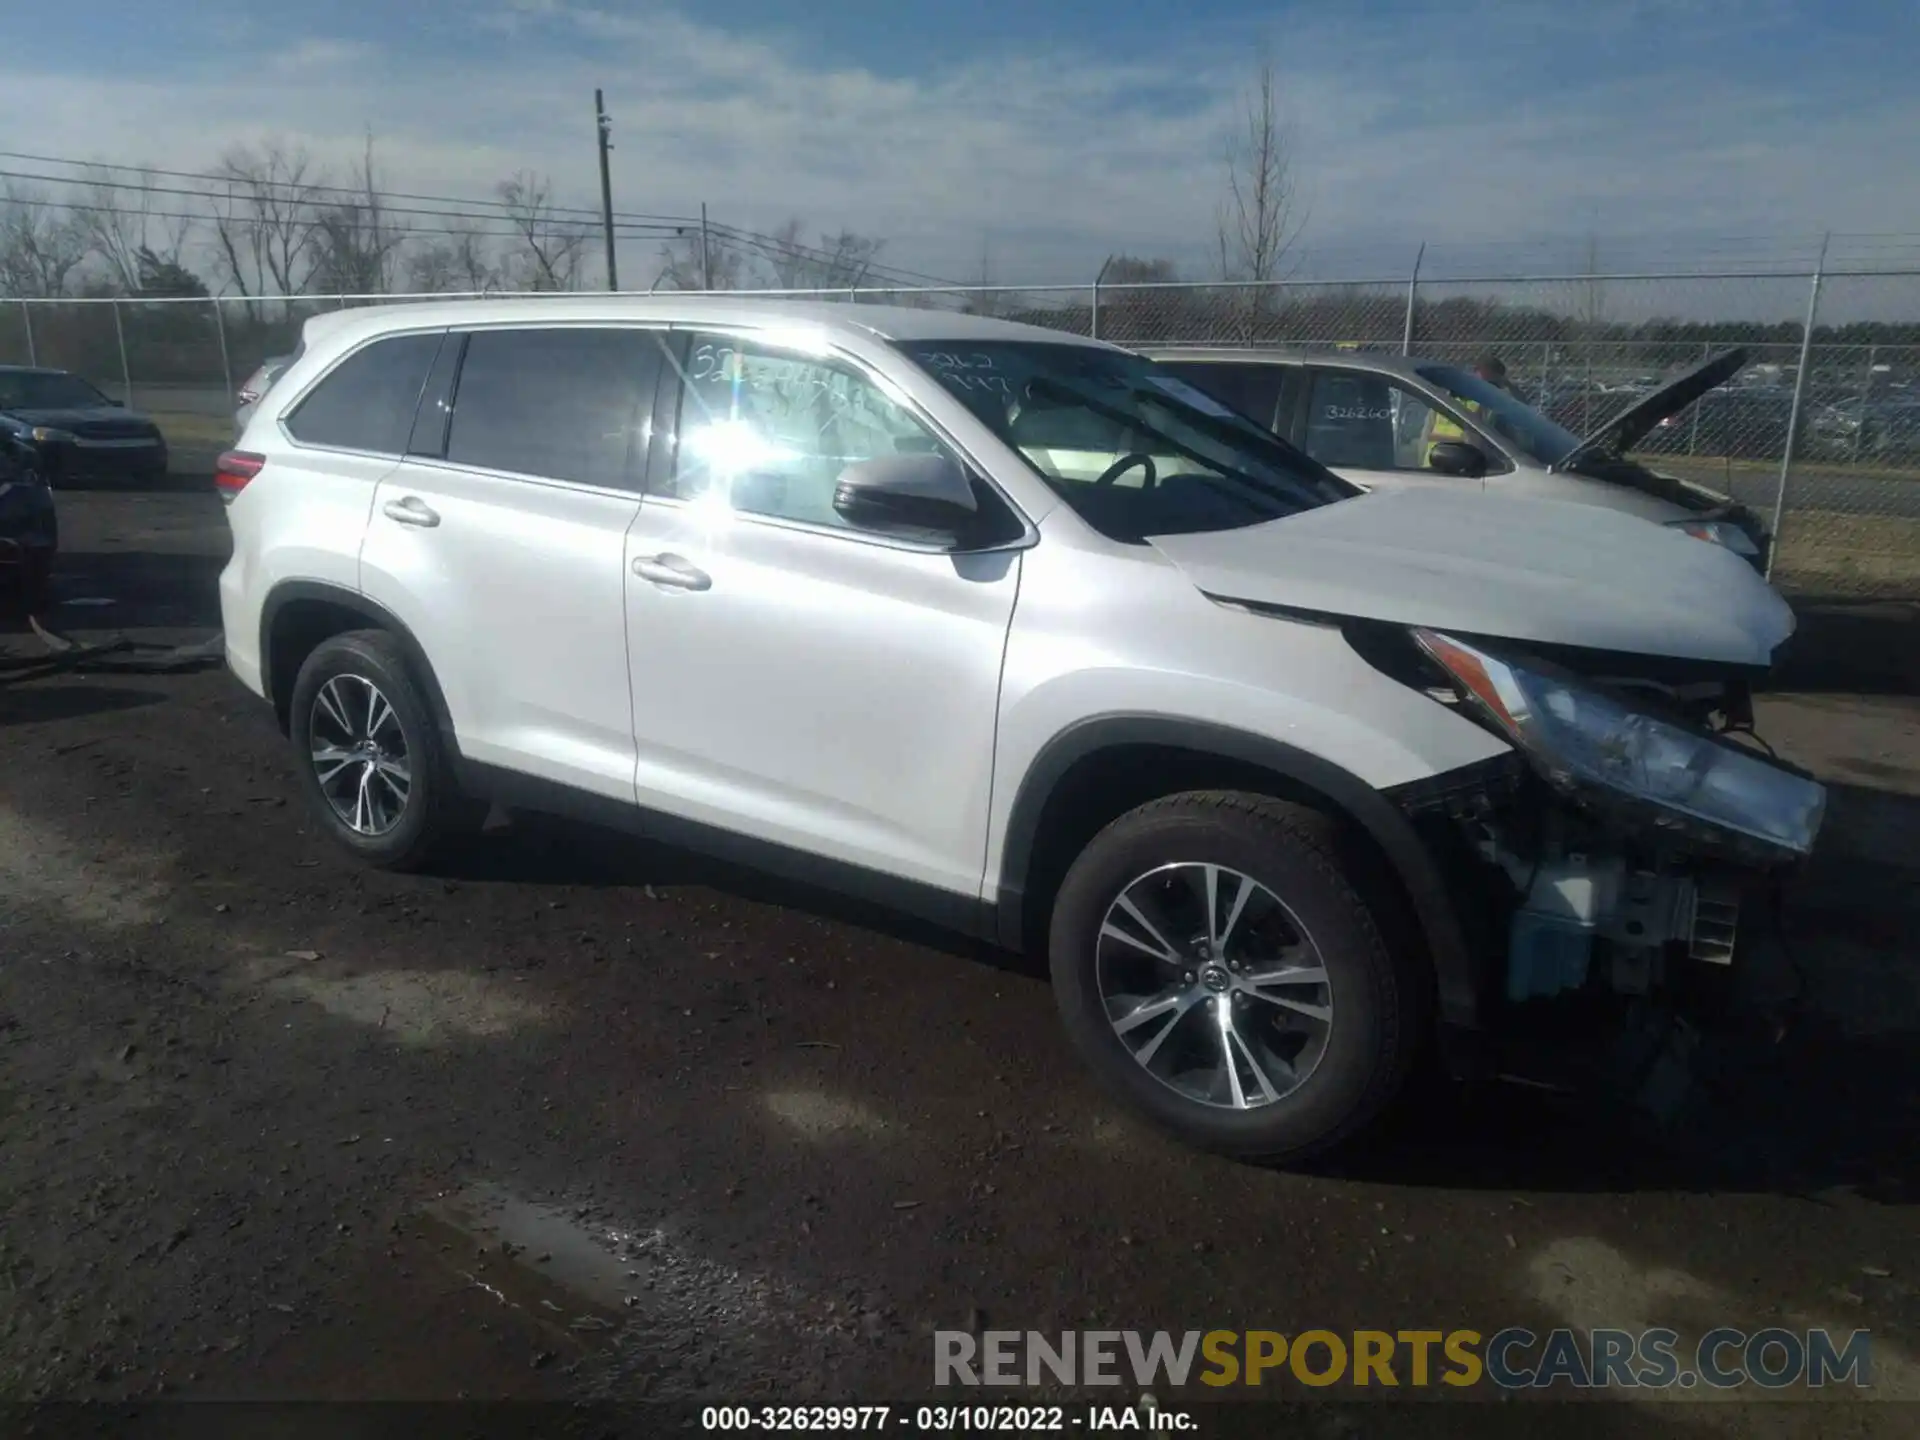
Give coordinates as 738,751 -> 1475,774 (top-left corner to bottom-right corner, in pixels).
1093,452 -> 1157,489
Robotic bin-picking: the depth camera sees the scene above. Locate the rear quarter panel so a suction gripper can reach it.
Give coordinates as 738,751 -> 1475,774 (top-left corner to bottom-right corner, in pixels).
218,414 -> 395,696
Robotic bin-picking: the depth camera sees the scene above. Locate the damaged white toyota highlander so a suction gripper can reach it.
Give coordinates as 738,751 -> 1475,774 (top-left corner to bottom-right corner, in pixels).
217,298 -> 1825,1163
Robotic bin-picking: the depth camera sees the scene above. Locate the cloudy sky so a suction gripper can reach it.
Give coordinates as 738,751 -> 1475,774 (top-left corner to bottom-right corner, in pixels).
2,0 -> 1914,284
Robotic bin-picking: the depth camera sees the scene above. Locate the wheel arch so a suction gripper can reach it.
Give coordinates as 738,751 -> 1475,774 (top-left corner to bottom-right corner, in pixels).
994,715 -> 1484,1033
259,581 -> 455,746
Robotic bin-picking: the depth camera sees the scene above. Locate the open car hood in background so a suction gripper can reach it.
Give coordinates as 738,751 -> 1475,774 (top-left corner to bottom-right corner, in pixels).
1553,347 -> 1750,471
1147,487 -> 1795,668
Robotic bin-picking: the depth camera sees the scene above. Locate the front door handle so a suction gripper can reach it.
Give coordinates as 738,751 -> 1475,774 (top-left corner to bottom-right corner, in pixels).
382,496 -> 440,528
631,552 -> 711,591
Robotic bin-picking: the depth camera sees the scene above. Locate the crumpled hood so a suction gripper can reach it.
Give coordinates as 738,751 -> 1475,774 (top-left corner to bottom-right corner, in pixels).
1149,488 -> 1795,668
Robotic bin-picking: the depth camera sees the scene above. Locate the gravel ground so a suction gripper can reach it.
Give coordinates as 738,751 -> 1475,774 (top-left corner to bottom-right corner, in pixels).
2,489 -> 1918,1436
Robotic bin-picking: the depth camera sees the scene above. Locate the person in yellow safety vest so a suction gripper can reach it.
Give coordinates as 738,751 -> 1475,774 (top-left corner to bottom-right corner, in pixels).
1424,354 -> 1511,465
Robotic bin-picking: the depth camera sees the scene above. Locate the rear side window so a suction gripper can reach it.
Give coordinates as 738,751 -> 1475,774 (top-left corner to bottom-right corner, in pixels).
283,333 -> 442,454
445,327 -> 662,489
1156,362 -> 1285,430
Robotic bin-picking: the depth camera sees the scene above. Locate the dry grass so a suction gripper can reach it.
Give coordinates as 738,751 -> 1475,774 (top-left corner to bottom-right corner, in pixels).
150,411 -> 234,455
1772,510 -> 1920,597
1660,455 -> 1920,487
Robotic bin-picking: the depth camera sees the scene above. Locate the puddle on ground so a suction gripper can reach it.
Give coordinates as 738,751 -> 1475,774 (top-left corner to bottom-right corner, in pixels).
0,805 -> 170,929
1529,1236 -> 1920,1409
422,1183 -> 877,1400
251,962 -> 549,1044
762,1088 -> 891,1138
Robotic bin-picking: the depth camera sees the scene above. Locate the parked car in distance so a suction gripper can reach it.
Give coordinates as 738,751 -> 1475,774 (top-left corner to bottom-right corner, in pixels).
1808,393 -> 1920,464
218,297 -> 1823,1164
1635,385 -> 1793,461
1146,345 -> 1768,564
0,366 -> 168,487
0,429 -> 56,616
235,353 -> 297,440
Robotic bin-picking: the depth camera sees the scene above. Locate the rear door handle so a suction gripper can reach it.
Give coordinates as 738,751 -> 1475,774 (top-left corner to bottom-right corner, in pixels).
382,496 -> 440,528
631,553 -> 711,591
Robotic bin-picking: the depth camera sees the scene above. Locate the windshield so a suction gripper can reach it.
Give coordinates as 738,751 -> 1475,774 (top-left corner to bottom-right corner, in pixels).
0,370 -> 111,411
897,341 -> 1357,541
1416,364 -> 1582,467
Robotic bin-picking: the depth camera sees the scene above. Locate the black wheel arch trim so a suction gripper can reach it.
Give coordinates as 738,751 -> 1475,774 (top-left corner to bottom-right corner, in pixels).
258,580 -> 458,747
994,714 -> 1485,1032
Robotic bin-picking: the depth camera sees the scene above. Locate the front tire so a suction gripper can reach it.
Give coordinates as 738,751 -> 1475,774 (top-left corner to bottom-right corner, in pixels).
1048,791 -> 1424,1165
287,629 -> 468,871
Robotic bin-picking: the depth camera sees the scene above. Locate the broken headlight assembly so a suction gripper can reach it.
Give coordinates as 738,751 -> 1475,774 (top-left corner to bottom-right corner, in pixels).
1413,629 -> 1825,863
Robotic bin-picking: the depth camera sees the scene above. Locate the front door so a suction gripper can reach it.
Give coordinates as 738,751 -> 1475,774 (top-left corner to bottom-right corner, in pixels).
620,331 -> 1020,900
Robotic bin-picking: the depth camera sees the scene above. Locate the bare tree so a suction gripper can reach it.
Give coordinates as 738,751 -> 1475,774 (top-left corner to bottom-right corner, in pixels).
653,225 -> 746,291
209,141 -> 329,304
0,182 -> 87,297
765,218 -> 813,289
1216,51 -> 1307,337
1105,255 -> 1180,285
1097,256 -> 1181,342
1575,229 -> 1609,335
72,165 -> 195,294
496,172 -> 589,291
310,135 -> 407,295
408,221 -> 503,294
757,220 -> 882,290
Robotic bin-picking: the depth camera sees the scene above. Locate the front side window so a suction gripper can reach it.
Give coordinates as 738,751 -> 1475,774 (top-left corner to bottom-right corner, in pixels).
663,334 -> 957,529
284,333 -> 442,454
445,327 -> 661,488
896,341 -> 1353,542
1303,368 -> 1505,474
1415,364 -> 1582,467
1154,361 -> 1285,431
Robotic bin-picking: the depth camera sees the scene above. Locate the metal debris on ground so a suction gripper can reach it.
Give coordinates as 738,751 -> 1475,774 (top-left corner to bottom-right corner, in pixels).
0,619 -> 225,687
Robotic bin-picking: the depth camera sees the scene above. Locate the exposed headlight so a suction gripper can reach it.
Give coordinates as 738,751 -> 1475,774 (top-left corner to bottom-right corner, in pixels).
28,426 -> 75,444
1666,517 -> 1760,558
1414,630 -> 1825,860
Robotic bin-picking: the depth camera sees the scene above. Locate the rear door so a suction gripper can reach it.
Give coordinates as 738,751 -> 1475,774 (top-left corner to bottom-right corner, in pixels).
358,324 -> 665,802
262,330 -> 445,598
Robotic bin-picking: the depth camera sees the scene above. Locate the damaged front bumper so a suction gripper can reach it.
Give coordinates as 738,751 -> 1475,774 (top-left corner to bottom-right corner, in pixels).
1394,745 -> 1816,1061
1499,849 -> 1762,1004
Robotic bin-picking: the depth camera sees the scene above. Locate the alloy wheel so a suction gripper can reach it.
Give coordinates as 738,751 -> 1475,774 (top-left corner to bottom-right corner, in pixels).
309,673 -> 412,837
1095,862 -> 1333,1110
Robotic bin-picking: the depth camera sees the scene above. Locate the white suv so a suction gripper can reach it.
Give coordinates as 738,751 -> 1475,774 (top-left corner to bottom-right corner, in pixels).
217,297 -> 1825,1163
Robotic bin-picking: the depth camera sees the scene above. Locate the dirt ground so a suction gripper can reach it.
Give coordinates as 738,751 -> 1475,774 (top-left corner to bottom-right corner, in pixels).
3,489 -> 1919,1436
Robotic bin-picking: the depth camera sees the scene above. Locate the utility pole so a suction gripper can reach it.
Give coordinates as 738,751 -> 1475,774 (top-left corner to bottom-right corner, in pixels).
700,203 -> 713,290
595,88 -> 618,291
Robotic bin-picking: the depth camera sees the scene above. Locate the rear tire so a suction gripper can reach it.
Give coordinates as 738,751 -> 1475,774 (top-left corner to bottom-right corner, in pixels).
20,550 -> 52,617
288,629 -> 469,871
1048,791 -> 1424,1165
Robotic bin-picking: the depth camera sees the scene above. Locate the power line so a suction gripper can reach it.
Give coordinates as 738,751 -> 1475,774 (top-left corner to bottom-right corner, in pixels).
0,148 -> 970,288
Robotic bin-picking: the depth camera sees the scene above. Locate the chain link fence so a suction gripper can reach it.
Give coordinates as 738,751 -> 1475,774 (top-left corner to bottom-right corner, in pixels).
5,265 -> 1919,600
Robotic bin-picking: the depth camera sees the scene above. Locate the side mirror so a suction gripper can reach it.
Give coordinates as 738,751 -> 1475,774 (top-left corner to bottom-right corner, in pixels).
832,453 -> 979,544
1427,440 -> 1489,479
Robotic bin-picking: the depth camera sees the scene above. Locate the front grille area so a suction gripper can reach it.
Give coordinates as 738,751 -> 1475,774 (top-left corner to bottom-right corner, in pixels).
73,419 -> 158,441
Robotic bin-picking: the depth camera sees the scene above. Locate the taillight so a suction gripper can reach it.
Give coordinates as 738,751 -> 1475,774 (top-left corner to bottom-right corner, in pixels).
214,450 -> 265,503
